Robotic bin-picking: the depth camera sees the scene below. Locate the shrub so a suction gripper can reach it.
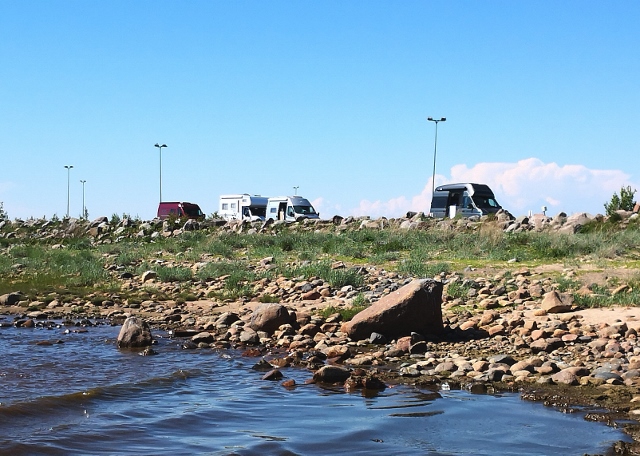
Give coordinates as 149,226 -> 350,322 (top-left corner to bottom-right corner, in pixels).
446,280 -> 473,299
604,185 -> 637,216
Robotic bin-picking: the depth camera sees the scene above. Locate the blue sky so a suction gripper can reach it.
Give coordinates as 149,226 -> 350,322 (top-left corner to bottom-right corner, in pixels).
1,1 -> 639,220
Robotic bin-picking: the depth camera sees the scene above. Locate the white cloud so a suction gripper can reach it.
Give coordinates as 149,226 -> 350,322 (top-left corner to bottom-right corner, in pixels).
347,158 -> 638,218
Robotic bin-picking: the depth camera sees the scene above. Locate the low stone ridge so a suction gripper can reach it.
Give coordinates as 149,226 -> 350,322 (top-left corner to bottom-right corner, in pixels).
340,279 -> 443,340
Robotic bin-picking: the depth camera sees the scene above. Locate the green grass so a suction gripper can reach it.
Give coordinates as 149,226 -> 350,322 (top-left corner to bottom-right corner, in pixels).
3,217 -> 640,306
318,305 -> 367,321
279,261 -> 364,288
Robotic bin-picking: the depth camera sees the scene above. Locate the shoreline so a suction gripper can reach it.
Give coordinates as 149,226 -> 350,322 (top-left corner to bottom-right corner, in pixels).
3,296 -> 640,455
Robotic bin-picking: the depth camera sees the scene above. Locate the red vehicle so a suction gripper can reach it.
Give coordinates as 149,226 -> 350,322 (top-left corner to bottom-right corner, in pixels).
157,202 -> 205,220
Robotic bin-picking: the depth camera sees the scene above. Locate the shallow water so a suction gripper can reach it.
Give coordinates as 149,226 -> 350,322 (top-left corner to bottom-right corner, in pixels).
0,319 -> 630,455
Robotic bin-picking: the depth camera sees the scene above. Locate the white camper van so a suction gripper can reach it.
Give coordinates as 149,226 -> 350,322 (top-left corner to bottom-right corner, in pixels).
265,196 -> 319,222
219,194 -> 268,221
429,183 -> 502,218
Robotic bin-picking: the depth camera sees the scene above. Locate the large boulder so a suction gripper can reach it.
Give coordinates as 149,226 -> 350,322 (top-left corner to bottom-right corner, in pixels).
0,292 -> 23,306
248,303 -> 293,335
117,316 -> 153,348
541,291 -> 572,313
341,279 -> 444,341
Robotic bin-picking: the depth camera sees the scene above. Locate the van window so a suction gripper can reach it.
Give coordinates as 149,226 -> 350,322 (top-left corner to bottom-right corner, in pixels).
462,193 -> 473,209
293,205 -> 317,215
472,194 -> 500,210
230,203 -> 236,210
430,195 -> 448,209
287,206 -> 295,218
183,206 -> 203,218
251,206 -> 266,218
270,207 -> 277,214
221,203 -> 228,210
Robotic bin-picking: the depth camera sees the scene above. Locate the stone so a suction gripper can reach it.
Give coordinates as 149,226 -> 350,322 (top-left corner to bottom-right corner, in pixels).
0,292 -> 23,306
322,345 -> 351,361
117,316 -> 153,348
540,291 -> 572,313
340,279 -> 443,341
369,332 -> 387,344
192,332 -> 215,344
312,365 -> 351,383
262,369 -> 284,381
141,270 -> 157,283
249,303 -> 293,335
551,370 -> 579,385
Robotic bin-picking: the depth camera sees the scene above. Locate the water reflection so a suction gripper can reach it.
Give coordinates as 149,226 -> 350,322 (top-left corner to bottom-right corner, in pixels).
0,319 -> 631,455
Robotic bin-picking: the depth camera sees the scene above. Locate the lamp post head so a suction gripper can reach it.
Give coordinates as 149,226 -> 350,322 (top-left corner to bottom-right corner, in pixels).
155,143 -> 167,148
428,117 -> 446,122
64,165 -> 73,170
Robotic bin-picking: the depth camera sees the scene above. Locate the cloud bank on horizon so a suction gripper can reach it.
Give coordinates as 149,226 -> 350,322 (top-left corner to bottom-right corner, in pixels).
337,158 -> 637,219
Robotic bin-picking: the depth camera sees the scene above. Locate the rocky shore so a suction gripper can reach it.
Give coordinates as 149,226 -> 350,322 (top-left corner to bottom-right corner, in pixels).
2,210 -> 640,454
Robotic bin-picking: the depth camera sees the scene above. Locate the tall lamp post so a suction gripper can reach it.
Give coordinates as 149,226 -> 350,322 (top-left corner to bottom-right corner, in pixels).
80,180 -> 87,219
154,143 -> 167,203
64,165 -> 73,217
293,186 -> 299,196
427,117 -> 446,199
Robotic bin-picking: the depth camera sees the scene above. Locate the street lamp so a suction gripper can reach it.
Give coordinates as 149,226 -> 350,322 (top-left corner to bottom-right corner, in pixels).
293,186 -> 299,196
80,180 -> 87,219
64,165 -> 73,217
154,143 -> 167,203
427,117 -> 446,198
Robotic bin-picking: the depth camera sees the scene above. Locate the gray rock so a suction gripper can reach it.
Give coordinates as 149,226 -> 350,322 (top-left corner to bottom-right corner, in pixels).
313,365 -> 351,383
0,292 -> 23,306
249,303 -> 293,335
117,316 -> 153,348
369,332 -> 387,344
141,270 -> 157,283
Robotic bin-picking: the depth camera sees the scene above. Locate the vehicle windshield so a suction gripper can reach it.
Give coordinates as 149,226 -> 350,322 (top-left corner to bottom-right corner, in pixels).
184,206 -> 204,217
472,195 -> 500,210
293,205 -> 317,215
250,206 -> 266,217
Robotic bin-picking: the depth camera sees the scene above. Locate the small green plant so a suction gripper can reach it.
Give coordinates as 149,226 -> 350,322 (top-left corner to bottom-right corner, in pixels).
318,305 -> 366,321
397,259 -> 450,278
259,294 -> 280,303
555,276 -> 581,292
446,280 -> 473,299
351,292 -> 369,307
155,265 -> 193,282
604,185 -> 637,216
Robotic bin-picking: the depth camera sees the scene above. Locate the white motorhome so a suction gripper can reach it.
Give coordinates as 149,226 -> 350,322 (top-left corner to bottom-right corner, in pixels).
266,196 -> 319,221
429,183 -> 502,218
219,194 -> 268,221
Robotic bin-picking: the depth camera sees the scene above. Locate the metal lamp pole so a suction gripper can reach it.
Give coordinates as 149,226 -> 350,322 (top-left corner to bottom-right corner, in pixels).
154,143 -> 167,203
427,117 -> 446,198
64,165 -> 73,217
80,180 -> 86,219
293,186 -> 299,196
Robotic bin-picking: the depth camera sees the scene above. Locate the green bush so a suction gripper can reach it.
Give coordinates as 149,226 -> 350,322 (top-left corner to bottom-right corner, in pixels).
604,185 -> 636,216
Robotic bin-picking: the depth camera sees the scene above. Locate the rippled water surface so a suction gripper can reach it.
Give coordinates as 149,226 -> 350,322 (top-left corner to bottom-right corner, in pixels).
0,319 -> 630,455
